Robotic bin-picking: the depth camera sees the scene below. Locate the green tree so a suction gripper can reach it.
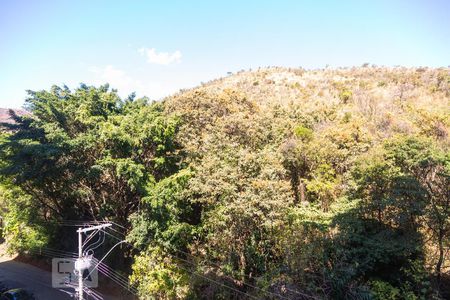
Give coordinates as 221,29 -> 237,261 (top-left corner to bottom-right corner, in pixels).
352,135 -> 449,296
384,136 -> 449,283
0,84 -> 181,252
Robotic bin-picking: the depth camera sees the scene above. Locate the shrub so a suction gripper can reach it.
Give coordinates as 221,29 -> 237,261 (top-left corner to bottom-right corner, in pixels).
294,125 -> 313,141
339,90 -> 353,103
369,280 -> 400,300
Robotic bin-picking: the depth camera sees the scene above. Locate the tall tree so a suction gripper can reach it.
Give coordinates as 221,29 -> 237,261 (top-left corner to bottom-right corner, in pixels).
0,84 -> 181,248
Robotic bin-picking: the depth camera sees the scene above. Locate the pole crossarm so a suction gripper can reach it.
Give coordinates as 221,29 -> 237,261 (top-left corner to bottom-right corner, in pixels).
77,223 -> 112,233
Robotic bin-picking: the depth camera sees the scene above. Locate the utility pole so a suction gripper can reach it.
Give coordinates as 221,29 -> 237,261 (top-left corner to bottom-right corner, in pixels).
76,223 -> 112,300
78,228 -> 83,300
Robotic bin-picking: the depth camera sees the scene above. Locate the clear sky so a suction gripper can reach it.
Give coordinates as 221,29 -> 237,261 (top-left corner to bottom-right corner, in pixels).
1,0 -> 449,108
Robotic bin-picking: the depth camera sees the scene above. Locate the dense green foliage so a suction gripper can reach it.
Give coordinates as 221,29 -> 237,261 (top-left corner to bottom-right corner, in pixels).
0,84 -> 181,252
1,67 -> 449,299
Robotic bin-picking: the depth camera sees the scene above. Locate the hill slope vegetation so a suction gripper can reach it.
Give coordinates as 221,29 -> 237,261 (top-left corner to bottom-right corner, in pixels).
1,66 -> 449,299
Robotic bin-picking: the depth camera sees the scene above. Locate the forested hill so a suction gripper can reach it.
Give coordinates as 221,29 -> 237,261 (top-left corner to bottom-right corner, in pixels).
0,67 -> 449,299
0,108 -> 29,127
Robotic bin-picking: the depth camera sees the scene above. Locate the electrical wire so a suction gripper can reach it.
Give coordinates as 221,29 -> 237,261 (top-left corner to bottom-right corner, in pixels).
97,229 -> 290,300
82,229 -> 100,248
36,226 -> 297,299
96,264 -> 138,295
102,226 -> 318,300
29,221 -> 315,299
96,267 -> 131,294
162,241 -> 318,300
83,286 -> 104,300
28,246 -> 138,296
101,228 -> 124,242
97,271 -> 136,296
91,258 -> 134,286
97,229 -> 262,298
55,226 -> 136,295
33,228 -> 252,298
47,244 -> 137,295
85,241 -> 127,279
96,264 -> 130,288
175,263 -> 260,300
94,259 -> 130,282
95,261 -> 133,288
105,225 -> 127,238
69,230 -> 257,300
99,227 -> 313,299
84,231 -> 106,254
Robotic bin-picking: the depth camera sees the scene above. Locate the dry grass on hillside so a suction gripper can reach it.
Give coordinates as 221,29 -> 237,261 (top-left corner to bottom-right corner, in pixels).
166,66 -> 449,146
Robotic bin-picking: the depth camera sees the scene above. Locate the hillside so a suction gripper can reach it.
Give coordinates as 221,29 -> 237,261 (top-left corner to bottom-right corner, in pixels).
0,108 -> 29,127
0,67 -> 449,299
167,66 -> 449,141
159,66 -> 449,298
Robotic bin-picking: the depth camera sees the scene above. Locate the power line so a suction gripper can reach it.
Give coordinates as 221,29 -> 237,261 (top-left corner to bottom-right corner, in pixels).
97,266 -> 137,295
85,240 -> 127,280
33,243 -> 138,297
177,263 -> 260,300
100,227 -> 316,300
166,242 -> 317,299
96,263 -> 131,288
98,228 -> 291,300
37,245 -> 135,291
85,231 -> 106,254
31,221 -> 316,299
82,229 -> 100,248
24,242 -> 138,296
101,228 -> 123,242
173,250 -> 296,300
96,264 -> 138,295
103,225 -> 126,238
171,244 -> 318,299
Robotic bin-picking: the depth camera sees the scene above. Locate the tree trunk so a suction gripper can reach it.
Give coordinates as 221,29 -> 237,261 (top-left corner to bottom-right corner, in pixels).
290,169 -> 300,204
436,228 -> 444,283
299,180 -> 306,203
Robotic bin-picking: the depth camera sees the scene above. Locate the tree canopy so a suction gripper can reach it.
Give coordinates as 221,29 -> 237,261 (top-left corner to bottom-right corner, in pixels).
1,66 -> 449,299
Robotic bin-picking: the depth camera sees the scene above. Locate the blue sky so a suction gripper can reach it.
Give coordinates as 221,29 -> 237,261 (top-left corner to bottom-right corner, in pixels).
1,0 -> 449,108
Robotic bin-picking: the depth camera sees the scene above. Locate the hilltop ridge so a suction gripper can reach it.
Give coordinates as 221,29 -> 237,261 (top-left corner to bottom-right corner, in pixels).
165,66 -> 449,151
